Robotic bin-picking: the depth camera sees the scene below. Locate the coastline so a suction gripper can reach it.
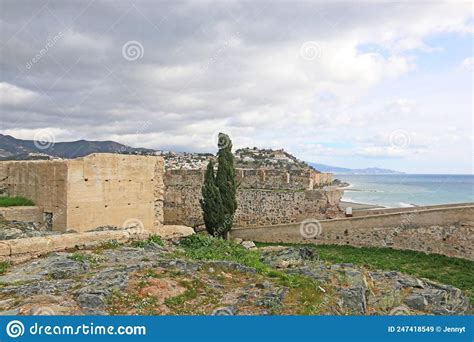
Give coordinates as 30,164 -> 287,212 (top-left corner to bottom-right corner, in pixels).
335,181 -> 386,210
339,200 -> 385,210
333,174 -> 474,210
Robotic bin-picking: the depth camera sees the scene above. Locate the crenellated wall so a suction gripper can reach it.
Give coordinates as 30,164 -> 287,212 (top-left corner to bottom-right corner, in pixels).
165,168 -> 333,191
164,168 -> 341,227
0,156 -> 337,231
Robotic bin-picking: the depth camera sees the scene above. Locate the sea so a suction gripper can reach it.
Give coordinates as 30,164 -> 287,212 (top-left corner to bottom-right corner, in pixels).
335,174 -> 474,208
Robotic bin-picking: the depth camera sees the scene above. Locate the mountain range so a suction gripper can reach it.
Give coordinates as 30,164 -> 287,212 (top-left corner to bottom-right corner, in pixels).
0,134 -> 403,174
307,162 -> 404,175
0,134 -> 154,159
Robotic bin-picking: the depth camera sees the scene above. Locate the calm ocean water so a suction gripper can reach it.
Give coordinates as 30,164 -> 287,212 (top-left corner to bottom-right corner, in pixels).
335,174 -> 474,208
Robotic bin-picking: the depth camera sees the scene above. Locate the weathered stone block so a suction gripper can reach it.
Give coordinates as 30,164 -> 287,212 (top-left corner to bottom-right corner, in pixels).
9,237 -> 51,254
0,242 -> 10,256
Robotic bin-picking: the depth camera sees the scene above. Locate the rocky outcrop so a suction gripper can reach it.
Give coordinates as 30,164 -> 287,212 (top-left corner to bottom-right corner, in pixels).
259,246 -> 471,315
0,242 -> 470,316
0,216 -> 61,240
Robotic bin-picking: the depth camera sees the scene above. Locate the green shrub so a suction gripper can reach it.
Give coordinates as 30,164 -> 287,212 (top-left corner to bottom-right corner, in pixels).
0,261 -> 11,275
94,240 -> 121,253
131,235 -> 164,248
0,196 -> 34,207
178,234 -> 265,272
256,242 -> 474,305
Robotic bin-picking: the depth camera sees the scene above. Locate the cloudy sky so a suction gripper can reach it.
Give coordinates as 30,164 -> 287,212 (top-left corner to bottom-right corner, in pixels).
0,0 -> 472,173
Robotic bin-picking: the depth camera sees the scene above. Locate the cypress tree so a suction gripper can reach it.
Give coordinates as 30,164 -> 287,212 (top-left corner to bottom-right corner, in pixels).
199,160 -> 224,236
215,133 -> 237,238
200,132 -> 238,238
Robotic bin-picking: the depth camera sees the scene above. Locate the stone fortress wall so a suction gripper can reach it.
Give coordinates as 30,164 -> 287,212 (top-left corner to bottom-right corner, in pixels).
164,168 -> 341,227
230,204 -> 474,260
165,168 -> 333,190
0,154 -> 165,232
0,159 -> 68,230
1,154 -> 473,261
0,155 -> 337,231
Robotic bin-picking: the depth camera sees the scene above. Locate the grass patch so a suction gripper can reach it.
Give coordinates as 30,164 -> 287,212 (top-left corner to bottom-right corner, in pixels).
0,196 -> 34,207
94,240 -> 121,253
179,234 -> 268,273
131,235 -> 164,248
164,279 -> 200,308
68,252 -> 102,265
108,290 -> 158,315
178,234 -> 326,314
0,261 -> 11,275
256,242 -> 474,304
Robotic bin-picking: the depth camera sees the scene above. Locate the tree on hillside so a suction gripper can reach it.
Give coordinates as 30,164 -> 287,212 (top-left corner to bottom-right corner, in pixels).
200,133 -> 237,238
215,133 -> 237,236
199,160 -> 224,236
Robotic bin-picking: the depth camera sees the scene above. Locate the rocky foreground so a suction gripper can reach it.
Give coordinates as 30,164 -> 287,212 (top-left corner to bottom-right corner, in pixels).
0,235 -> 470,316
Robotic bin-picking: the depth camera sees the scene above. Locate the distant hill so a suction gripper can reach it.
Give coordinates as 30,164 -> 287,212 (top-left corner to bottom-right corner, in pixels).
0,134 -> 405,174
0,134 -> 154,159
307,162 -> 404,175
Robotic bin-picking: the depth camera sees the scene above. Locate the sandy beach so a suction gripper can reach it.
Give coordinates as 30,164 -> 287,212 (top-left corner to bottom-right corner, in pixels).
335,182 -> 386,210
339,201 -> 385,210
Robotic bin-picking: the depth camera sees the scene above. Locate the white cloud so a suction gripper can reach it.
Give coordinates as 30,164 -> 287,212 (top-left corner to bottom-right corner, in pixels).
0,83 -> 40,106
0,1 -> 472,173
459,57 -> 474,70
2,127 -> 72,141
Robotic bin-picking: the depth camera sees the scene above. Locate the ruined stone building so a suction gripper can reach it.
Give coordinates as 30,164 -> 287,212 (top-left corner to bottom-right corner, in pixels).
0,154 -> 339,232
164,168 -> 341,227
0,154 -> 164,232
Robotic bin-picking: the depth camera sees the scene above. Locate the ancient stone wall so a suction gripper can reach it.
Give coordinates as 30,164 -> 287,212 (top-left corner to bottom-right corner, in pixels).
164,168 -> 340,227
0,160 -> 68,230
235,188 -> 341,226
66,154 -> 164,232
166,168 -> 333,191
0,154 -> 165,232
0,206 -> 44,227
230,204 -> 474,260
350,202 -> 474,217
